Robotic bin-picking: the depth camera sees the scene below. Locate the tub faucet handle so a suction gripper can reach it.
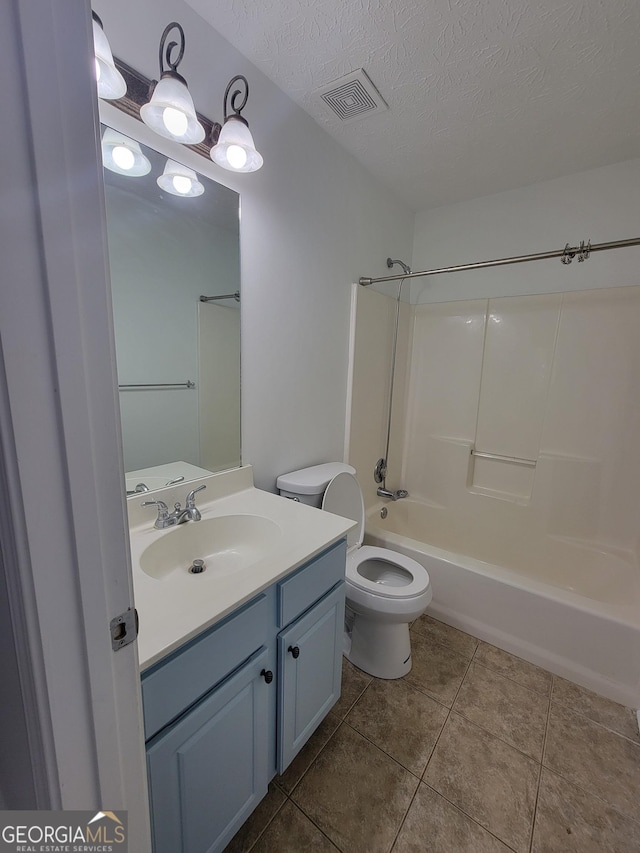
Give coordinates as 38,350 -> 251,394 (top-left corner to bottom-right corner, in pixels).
377,486 -> 408,501
374,457 -> 387,484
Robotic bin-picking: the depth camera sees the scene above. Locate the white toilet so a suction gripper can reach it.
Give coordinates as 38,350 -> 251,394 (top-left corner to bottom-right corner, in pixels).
277,463 -> 432,679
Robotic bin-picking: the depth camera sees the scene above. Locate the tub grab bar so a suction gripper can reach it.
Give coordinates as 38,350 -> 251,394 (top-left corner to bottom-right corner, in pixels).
471,450 -> 536,468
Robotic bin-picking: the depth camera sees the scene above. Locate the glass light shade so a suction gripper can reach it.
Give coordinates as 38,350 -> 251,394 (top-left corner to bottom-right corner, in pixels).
92,19 -> 126,100
157,160 -> 204,197
101,129 -> 151,176
140,76 -> 205,144
210,117 -> 263,173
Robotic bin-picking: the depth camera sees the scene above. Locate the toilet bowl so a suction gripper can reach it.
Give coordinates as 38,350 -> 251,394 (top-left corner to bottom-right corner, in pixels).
277,463 -> 432,679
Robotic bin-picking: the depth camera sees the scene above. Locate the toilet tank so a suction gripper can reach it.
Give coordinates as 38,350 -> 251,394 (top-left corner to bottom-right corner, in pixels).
277,462 -> 356,508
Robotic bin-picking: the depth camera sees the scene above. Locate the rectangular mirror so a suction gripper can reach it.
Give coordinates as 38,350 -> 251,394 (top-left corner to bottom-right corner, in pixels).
101,125 -> 241,494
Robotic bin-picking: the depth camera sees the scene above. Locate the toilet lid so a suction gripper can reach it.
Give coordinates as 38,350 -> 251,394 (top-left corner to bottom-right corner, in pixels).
321,472 -> 364,550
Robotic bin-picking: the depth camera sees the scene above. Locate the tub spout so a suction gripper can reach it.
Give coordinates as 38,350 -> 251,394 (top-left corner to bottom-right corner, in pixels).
377,487 -> 409,501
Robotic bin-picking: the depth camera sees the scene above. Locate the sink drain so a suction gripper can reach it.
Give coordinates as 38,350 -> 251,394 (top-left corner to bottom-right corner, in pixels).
188,559 -> 206,574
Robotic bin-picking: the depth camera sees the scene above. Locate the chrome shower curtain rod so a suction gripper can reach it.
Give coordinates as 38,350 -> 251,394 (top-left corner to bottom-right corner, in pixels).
358,236 -> 640,286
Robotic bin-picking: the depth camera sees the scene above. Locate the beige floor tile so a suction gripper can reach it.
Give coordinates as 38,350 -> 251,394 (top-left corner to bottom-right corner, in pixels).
411,614 -> 478,659
404,631 -> 470,707
346,678 -> 448,776
424,712 -> 538,853
292,722 -> 419,853
251,801 -> 340,853
474,642 -> 552,695
454,662 -> 549,759
223,783 -> 286,853
275,712 -> 341,794
532,768 -> 640,853
392,783 -> 512,853
544,702 -> 640,821
332,657 -> 372,719
552,676 -> 640,743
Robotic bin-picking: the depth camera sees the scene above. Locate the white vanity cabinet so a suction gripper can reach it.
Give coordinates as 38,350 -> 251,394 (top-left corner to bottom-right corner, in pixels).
142,539 -> 346,853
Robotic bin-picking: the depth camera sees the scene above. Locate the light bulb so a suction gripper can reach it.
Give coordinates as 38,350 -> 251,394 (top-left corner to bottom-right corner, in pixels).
92,16 -> 126,100
111,145 -> 135,171
226,144 -> 248,170
162,106 -> 188,137
172,175 -> 192,194
211,113 -> 263,172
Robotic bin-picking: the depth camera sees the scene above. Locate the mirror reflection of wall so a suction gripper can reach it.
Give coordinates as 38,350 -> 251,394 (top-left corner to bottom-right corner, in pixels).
101,125 -> 241,485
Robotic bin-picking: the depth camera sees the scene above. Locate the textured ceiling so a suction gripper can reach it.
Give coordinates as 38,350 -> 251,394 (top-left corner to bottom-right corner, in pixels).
184,0 -> 640,211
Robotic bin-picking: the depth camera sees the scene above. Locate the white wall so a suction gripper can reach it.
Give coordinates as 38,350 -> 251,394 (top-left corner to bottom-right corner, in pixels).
94,0 -> 413,491
412,159 -> 640,304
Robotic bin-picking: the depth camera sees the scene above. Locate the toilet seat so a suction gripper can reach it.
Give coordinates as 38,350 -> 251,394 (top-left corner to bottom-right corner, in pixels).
322,472 -> 430,601
347,546 -> 429,599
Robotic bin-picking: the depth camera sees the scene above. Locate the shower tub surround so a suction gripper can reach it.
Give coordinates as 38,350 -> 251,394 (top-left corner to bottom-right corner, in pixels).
348,284 -> 640,708
366,500 -> 640,707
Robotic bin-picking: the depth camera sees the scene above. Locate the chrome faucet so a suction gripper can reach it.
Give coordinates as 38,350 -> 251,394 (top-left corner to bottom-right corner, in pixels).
141,498 -> 172,528
374,457 -> 408,501
376,486 -> 409,501
174,484 -> 207,524
142,484 -> 207,529
126,476 -> 184,497
126,482 -> 150,496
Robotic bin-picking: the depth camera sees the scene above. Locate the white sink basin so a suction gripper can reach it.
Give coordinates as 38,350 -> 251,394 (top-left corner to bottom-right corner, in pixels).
128,468 -> 357,669
139,515 -> 282,581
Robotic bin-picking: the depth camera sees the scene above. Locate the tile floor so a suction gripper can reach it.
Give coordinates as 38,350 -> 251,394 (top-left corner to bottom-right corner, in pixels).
224,615 -> 640,853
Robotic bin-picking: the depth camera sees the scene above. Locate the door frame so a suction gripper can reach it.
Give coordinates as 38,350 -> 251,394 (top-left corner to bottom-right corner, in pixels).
0,1 -> 150,847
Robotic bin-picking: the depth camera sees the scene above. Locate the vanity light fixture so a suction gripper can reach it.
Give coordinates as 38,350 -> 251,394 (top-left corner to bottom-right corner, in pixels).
210,76 -> 263,173
157,159 -> 204,197
92,12 -> 127,100
98,20 -> 263,173
101,129 -> 151,176
140,23 -> 205,145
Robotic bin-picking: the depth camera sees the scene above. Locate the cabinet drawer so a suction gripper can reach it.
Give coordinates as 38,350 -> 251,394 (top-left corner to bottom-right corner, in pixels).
142,592 -> 270,740
277,539 -> 346,628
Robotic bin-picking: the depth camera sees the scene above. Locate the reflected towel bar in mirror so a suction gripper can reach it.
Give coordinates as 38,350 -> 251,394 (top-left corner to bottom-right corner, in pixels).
118,381 -> 196,390
200,292 -> 240,302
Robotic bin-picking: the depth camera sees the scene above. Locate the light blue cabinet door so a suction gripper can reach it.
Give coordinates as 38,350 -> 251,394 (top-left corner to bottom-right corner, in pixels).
277,582 -> 344,772
147,647 -> 272,853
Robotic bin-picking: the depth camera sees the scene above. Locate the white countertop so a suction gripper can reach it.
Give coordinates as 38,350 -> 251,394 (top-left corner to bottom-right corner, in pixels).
128,466 -> 354,671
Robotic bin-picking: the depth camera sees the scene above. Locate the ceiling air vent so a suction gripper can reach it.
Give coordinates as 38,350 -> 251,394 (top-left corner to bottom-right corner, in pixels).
316,69 -> 388,123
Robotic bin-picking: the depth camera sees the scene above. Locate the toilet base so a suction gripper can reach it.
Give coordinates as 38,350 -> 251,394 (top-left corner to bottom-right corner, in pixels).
344,613 -> 413,679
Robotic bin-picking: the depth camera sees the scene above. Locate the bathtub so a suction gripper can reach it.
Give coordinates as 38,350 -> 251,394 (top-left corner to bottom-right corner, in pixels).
365,499 -> 640,707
